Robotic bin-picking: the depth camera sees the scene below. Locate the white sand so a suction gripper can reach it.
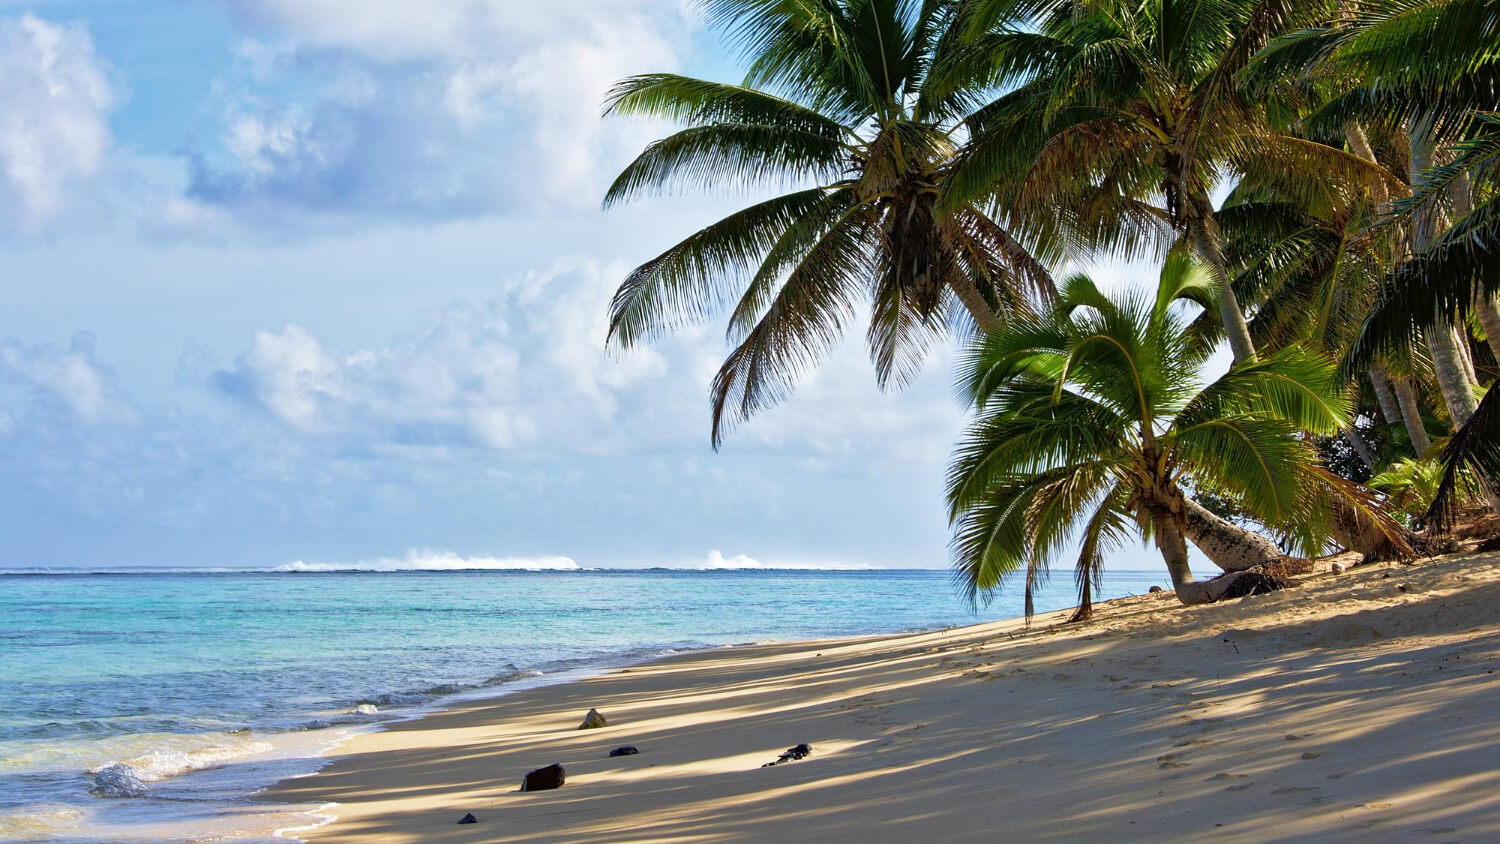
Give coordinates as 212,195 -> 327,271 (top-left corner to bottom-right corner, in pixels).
267,552 -> 1500,841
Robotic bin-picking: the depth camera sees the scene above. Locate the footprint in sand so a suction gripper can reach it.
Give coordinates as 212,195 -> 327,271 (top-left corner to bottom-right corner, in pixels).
1206,773 -> 1245,781
1272,786 -> 1320,795
1225,782 -> 1256,792
1157,753 -> 1190,769
1300,751 -> 1322,760
1175,738 -> 1212,748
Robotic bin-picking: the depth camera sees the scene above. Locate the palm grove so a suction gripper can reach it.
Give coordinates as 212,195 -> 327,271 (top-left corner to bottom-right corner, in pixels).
601,0 -> 1500,613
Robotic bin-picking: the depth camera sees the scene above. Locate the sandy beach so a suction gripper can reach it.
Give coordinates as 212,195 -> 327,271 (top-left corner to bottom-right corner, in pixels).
267,552 -> 1500,841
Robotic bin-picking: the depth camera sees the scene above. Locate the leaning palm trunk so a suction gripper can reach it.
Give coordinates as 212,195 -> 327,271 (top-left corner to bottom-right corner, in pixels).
1157,508 -> 1268,605
1181,498 -> 1282,571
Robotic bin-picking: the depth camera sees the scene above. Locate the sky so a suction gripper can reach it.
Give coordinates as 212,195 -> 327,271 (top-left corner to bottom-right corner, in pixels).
0,0 -> 1170,571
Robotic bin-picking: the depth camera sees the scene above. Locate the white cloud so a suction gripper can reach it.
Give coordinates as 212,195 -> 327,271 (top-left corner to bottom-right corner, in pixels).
0,332 -> 135,425
0,14 -> 116,235
211,258 -> 672,451
188,2 -> 690,224
201,252 -> 964,467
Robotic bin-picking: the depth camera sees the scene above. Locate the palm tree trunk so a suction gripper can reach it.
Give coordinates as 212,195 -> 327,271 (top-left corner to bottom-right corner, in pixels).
1473,291 -> 1500,363
1393,376 -> 1433,455
1344,427 -> 1377,469
1181,497 -> 1281,571
1369,366 -> 1401,425
1411,116 -> 1480,428
1345,123 -> 1379,172
1449,172 -> 1500,362
1187,205 -> 1257,365
1455,323 -> 1479,384
1427,316 -> 1480,428
1156,508 -> 1253,606
1156,510 -> 1198,599
949,277 -> 1000,334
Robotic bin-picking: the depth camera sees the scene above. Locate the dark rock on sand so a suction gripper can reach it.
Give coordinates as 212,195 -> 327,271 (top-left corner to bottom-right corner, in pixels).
578,708 -> 609,730
762,743 -> 812,767
609,745 -> 639,757
521,763 -> 566,791
1148,585 -> 1163,593
457,813 -> 478,824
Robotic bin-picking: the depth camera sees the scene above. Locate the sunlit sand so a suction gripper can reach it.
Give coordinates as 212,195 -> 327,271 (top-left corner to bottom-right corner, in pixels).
267,551 -> 1500,841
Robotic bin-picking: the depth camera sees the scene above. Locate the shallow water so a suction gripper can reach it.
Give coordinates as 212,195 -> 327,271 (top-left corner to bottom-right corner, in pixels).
0,567 -> 1166,841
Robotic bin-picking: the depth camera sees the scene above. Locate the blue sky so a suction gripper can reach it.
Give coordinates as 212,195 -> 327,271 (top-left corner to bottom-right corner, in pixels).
0,1 -> 1170,571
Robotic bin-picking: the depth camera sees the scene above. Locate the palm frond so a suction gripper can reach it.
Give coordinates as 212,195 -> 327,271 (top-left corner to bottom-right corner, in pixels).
608,187 -> 843,348
603,123 -> 847,207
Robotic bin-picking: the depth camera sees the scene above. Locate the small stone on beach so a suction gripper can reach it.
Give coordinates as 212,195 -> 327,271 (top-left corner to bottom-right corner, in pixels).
579,708 -> 609,730
609,745 -> 639,757
521,763 -> 566,792
457,813 -> 477,824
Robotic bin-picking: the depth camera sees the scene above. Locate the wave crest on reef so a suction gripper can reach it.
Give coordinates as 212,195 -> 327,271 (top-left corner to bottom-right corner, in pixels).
275,550 -> 580,573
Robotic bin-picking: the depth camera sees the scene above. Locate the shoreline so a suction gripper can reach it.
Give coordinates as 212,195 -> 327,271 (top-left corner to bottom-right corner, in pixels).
262,550 -> 1500,841
6,568 -> 1158,843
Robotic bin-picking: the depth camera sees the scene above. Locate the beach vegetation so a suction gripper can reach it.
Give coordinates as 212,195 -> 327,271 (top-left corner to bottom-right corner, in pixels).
946,263 -> 1349,613
601,0 -> 1500,617
601,0 -> 1057,447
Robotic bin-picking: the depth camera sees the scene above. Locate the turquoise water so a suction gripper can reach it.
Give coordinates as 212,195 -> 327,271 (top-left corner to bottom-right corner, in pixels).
0,568 -> 1165,841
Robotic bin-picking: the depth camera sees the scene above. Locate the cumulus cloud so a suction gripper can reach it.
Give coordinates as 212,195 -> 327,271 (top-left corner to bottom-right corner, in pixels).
210,258 -> 672,451
0,14 -> 116,235
197,250 -> 966,469
188,1 -> 690,224
0,332 -> 135,425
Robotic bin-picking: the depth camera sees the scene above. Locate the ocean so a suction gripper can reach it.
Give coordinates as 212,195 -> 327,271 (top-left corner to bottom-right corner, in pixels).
0,566 -> 1167,842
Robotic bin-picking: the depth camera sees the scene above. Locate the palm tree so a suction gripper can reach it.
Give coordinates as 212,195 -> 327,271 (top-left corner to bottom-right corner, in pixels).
602,0 -> 1055,447
938,0 -> 1394,366
1268,0 -> 1500,429
1274,0 -> 1500,523
947,267 -> 1351,613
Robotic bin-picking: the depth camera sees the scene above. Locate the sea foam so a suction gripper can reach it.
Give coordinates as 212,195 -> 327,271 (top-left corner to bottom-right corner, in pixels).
275,550 -> 580,572
88,740 -> 274,797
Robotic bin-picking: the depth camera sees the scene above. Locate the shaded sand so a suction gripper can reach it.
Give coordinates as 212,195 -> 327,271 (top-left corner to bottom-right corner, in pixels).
267,552 -> 1500,841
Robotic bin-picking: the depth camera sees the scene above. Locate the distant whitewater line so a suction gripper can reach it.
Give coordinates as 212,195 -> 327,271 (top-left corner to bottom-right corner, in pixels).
276,550 -> 582,573
0,549 -> 898,574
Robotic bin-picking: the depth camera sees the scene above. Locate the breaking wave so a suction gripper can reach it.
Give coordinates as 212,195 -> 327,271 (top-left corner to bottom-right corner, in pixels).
695,550 -> 875,571
89,740 -> 272,798
274,550 -> 580,573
